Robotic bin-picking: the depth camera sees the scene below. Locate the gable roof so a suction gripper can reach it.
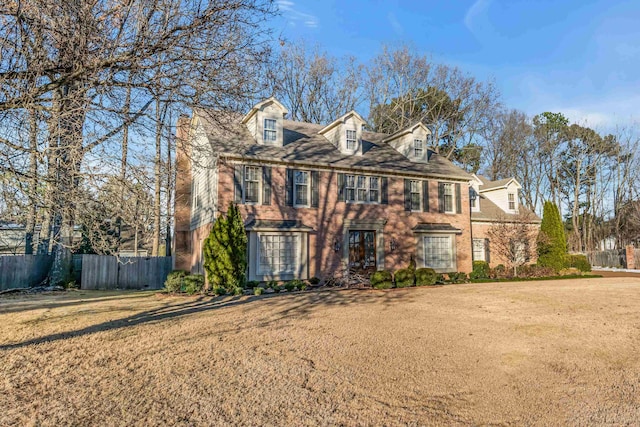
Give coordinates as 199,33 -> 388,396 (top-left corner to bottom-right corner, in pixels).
471,194 -> 540,223
195,110 -> 473,181
241,97 -> 288,124
476,175 -> 521,192
318,110 -> 367,135
382,122 -> 431,144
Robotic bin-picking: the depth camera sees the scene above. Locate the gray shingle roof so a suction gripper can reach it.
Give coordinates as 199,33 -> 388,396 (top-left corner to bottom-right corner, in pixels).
244,219 -> 313,231
413,223 -> 462,233
471,195 -> 540,223
196,111 -> 473,181
477,175 -> 514,191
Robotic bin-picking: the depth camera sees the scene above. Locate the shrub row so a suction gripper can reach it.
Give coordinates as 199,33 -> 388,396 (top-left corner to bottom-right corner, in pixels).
164,270 -> 205,295
371,268 -> 466,289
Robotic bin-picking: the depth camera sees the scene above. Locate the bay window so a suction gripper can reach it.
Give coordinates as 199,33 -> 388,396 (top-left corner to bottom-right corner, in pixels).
423,235 -> 455,270
258,234 -> 298,275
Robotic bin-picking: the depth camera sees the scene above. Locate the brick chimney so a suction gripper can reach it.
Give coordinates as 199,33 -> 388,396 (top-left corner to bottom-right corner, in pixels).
173,115 -> 192,271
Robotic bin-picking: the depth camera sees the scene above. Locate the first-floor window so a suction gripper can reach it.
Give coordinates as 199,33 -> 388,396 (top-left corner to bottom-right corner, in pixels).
443,183 -> 454,213
294,170 -> 309,206
410,180 -> 421,211
473,238 -> 485,261
244,166 -> 261,203
424,235 -> 455,270
258,234 -> 298,274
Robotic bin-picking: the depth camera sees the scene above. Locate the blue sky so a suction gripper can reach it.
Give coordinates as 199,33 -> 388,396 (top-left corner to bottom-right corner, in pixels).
274,0 -> 640,128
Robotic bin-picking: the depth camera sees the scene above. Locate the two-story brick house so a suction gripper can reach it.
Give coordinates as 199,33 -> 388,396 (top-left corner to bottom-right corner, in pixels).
174,97 -> 481,282
469,174 -> 541,267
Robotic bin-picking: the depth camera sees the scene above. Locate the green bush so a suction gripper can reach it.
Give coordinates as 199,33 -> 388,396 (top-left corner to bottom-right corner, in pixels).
184,274 -> 205,295
289,279 -> 305,291
233,286 -> 244,296
284,282 -> 296,292
537,201 -> 568,271
415,268 -> 437,286
394,268 -> 416,288
246,280 -> 260,289
565,254 -> 591,272
408,256 -> 416,272
516,264 -> 556,278
491,264 -> 513,279
435,274 -> 446,284
212,285 -> 226,296
308,276 -> 320,285
469,261 -> 490,280
298,282 -> 308,291
447,272 -> 467,284
164,270 -> 187,293
254,287 -> 263,296
267,280 -> 278,290
370,270 -> 393,289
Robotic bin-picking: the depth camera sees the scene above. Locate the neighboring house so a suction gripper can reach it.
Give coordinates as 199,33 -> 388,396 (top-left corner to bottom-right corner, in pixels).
469,174 -> 541,267
174,97 -> 483,281
0,223 -> 41,255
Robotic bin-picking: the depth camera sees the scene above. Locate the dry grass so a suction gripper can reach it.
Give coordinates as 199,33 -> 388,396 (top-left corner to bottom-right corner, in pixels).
2,278 -> 640,426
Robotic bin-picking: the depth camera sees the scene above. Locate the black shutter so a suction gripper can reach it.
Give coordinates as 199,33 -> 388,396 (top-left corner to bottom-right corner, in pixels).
285,169 -> 294,206
455,183 -> 462,214
262,166 -> 271,205
485,238 -> 490,264
380,176 -> 388,204
311,170 -> 319,208
337,173 -> 346,202
234,165 -> 243,204
422,180 -> 429,212
404,179 -> 411,211
438,182 -> 445,213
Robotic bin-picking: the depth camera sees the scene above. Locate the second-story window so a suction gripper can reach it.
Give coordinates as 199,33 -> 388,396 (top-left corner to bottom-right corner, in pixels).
244,166 -> 261,203
345,175 -> 356,201
346,129 -> 357,150
264,118 -> 277,143
443,183 -> 454,213
508,193 -> 515,210
414,139 -> 423,158
410,180 -> 421,211
294,171 -> 309,206
369,177 -> 379,202
356,176 -> 367,202
470,188 -> 477,209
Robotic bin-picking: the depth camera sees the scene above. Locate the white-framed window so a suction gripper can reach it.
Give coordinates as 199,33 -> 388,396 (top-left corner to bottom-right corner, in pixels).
424,235 -> 455,270
369,177 -> 379,202
258,233 -> 298,275
414,139 -> 423,157
508,193 -> 516,210
410,180 -> 421,211
294,170 -> 309,207
244,166 -> 261,203
356,175 -> 367,202
264,118 -> 277,143
443,183 -> 454,213
473,238 -> 485,261
345,175 -> 356,202
470,188 -> 477,209
346,129 -> 357,150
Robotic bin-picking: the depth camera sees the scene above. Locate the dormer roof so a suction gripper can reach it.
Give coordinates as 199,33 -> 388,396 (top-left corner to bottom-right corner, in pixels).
477,176 -> 521,192
318,110 -> 367,135
382,122 -> 431,144
241,97 -> 288,124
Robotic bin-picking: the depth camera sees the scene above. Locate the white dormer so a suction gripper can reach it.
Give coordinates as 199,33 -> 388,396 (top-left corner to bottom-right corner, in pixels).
382,122 -> 432,162
477,176 -> 522,214
242,97 -> 288,147
318,111 -> 367,155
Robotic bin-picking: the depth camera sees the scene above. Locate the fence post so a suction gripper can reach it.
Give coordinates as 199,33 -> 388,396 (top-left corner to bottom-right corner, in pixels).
625,245 -> 636,270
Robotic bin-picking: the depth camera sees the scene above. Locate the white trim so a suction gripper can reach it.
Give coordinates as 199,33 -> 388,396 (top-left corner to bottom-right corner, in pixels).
256,232 -> 300,276
293,170 -> 310,207
422,234 -> 456,272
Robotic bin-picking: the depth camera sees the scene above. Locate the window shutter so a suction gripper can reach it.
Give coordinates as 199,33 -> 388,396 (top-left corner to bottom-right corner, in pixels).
438,182 -> 445,213
285,169 -> 293,206
337,173 -> 345,202
311,170 -> 319,208
262,166 -> 271,205
380,176 -> 388,204
234,165 -> 243,204
455,183 -> 462,214
422,180 -> 429,212
404,179 -> 411,211
485,238 -> 490,264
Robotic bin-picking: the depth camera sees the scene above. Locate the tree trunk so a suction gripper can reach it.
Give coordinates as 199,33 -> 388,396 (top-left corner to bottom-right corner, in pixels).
152,97 -> 163,256
165,110 -> 173,257
24,109 -> 39,254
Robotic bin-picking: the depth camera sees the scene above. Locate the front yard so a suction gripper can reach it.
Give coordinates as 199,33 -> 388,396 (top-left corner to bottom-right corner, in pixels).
1,278 -> 640,425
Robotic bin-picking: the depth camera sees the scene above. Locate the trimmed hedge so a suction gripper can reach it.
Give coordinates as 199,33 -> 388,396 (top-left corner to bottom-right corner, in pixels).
164,270 -> 188,293
371,270 -> 393,289
415,268 -> 437,286
184,274 -> 205,295
470,261 -> 490,280
447,272 -> 468,284
394,268 -> 415,288
565,254 -> 591,272
516,264 -> 556,278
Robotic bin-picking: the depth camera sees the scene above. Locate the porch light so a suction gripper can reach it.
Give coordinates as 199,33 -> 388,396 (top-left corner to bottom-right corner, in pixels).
333,239 -> 341,252
390,238 -> 398,252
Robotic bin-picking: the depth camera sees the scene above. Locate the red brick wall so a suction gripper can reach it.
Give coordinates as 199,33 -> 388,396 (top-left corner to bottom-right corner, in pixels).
472,222 -> 539,268
173,116 -> 193,272
211,160 -> 473,277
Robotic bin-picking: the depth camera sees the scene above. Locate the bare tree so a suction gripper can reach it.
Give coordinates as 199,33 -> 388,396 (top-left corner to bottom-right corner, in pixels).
486,212 -> 540,276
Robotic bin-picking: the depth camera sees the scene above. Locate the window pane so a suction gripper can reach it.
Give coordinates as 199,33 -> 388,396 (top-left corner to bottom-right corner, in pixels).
259,234 -> 298,274
473,239 -> 485,261
424,236 -> 453,269
414,139 -> 423,157
346,130 -> 357,150
443,183 -> 454,212
410,180 -> 421,210
245,166 -> 260,203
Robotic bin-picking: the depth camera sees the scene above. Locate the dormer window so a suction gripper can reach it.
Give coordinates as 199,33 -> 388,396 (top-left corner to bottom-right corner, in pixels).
346,129 -> 357,151
264,119 -> 277,143
414,139 -> 423,157
508,193 -> 515,210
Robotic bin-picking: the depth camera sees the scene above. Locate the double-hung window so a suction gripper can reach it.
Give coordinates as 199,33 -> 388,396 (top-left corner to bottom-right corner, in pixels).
346,129 -> 357,150
369,177 -> 379,202
508,193 -> 516,210
410,180 -> 421,211
264,118 -> 277,143
470,188 -> 477,209
443,183 -> 454,213
414,139 -> 424,158
424,235 -> 455,270
356,176 -> 367,202
244,166 -> 261,203
473,238 -> 485,261
258,234 -> 298,275
294,170 -> 309,206
345,175 -> 356,202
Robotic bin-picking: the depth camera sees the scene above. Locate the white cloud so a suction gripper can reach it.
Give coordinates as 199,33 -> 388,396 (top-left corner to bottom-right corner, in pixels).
276,0 -> 319,29
464,0 -> 491,34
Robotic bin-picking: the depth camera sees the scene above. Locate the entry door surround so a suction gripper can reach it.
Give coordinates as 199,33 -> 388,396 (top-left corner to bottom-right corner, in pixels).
342,219 -> 386,271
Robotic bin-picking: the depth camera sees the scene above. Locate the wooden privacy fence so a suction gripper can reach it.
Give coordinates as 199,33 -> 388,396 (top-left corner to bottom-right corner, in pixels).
0,255 -> 53,290
586,250 -> 626,268
80,255 -> 173,290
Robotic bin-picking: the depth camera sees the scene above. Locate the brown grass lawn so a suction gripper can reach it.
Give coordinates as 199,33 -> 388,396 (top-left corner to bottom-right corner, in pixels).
1,278 -> 640,426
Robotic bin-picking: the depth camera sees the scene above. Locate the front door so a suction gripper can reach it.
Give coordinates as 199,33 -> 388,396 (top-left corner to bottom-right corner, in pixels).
348,231 -> 376,271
